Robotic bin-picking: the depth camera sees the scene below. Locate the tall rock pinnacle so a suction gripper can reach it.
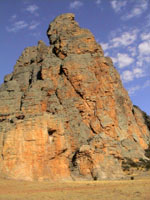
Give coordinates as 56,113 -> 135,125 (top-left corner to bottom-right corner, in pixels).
0,13 -> 150,181
47,13 -> 104,59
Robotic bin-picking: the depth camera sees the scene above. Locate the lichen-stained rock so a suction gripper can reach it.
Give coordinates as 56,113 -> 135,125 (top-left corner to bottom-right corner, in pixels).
47,13 -> 104,59
0,13 -> 150,181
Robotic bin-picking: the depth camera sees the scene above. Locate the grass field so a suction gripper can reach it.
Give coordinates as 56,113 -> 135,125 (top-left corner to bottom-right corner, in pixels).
0,175 -> 150,200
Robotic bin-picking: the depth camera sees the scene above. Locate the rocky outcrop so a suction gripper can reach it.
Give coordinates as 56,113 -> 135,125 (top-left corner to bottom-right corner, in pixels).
0,13 -> 150,181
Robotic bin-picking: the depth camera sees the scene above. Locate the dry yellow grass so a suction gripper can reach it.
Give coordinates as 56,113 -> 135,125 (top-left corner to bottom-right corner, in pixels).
0,176 -> 150,200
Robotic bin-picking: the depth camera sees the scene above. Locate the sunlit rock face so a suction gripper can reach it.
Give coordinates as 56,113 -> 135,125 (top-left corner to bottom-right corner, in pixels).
0,13 -> 150,181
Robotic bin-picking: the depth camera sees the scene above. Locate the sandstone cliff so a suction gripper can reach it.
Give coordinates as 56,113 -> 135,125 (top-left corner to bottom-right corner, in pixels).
0,13 -> 150,181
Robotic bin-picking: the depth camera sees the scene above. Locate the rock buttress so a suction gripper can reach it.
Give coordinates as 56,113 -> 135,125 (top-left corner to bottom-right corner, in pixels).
0,13 -> 150,181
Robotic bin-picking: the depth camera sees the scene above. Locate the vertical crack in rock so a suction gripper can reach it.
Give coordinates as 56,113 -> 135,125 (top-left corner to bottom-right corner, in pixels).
60,63 -> 91,111
37,69 -> 43,80
55,89 -> 62,105
20,95 -> 25,111
61,65 -> 85,100
29,69 -> 34,86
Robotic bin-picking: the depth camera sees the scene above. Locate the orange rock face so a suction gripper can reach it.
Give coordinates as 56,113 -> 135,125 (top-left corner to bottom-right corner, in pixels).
0,13 -> 150,181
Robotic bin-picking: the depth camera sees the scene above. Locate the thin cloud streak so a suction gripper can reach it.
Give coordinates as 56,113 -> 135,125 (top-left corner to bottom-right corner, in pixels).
128,80 -> 150,95
121,68 -> 145,83
101,29 -> 138,50
122,0 -> 149,20
96,0 -> 101,5
110,0 -> 127,13
26,4 -> 39,15
29,21 -> 40,30
10,14 -> 17,21
138,41 -> 150,55
6,20 -> 28,32
113,53 -> 134,68
70,1 -> 83,9
6,19 -> 40,32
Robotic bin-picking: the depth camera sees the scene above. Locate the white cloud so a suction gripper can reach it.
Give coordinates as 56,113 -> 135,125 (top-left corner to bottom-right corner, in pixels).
121,68 -> 145,83
136,59 -> 143,67
29,21 -> 40,30
123,0 -> 148,20
133,68 -> 145,78
128,80 -> 150,95
128,86 -> 137,95
70,1 -> 83,9
6,19 -> 40,32
136,55 -> 150,67
26,4 -> 39,14
114,53 -> 134,68
6,20 -> 28,32
128,46 -> 137,56
121,70 -> 134,82
31,32 -> 41,39
96,0 -> 101,5
101,42 -> 109,51
128,85 -> 141,95
137,33 -> 150,66
110,0 -> 127,13
103,29 -> 138,51
111,56 -> 117,63
104,52 -> 109,56
138,41 -> 150,55
111,30 -> 137,48
144,56 -> 150,63
141,32 -> 150,41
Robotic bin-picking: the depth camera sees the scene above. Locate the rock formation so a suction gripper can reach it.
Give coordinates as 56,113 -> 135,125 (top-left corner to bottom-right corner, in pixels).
0,13 -> 150,181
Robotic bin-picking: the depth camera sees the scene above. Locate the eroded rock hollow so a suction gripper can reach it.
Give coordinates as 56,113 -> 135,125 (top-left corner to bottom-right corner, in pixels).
0,13 -> 150,181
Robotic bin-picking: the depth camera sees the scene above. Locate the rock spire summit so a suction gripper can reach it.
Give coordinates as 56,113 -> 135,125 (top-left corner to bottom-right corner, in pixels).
47,13 -> 104,59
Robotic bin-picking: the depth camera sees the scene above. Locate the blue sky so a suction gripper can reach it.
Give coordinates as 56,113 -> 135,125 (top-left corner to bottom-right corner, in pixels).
0,0 -> 150,114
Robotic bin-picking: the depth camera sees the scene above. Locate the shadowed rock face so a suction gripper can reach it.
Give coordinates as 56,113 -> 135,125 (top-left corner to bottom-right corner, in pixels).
0,13 -> 150,181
